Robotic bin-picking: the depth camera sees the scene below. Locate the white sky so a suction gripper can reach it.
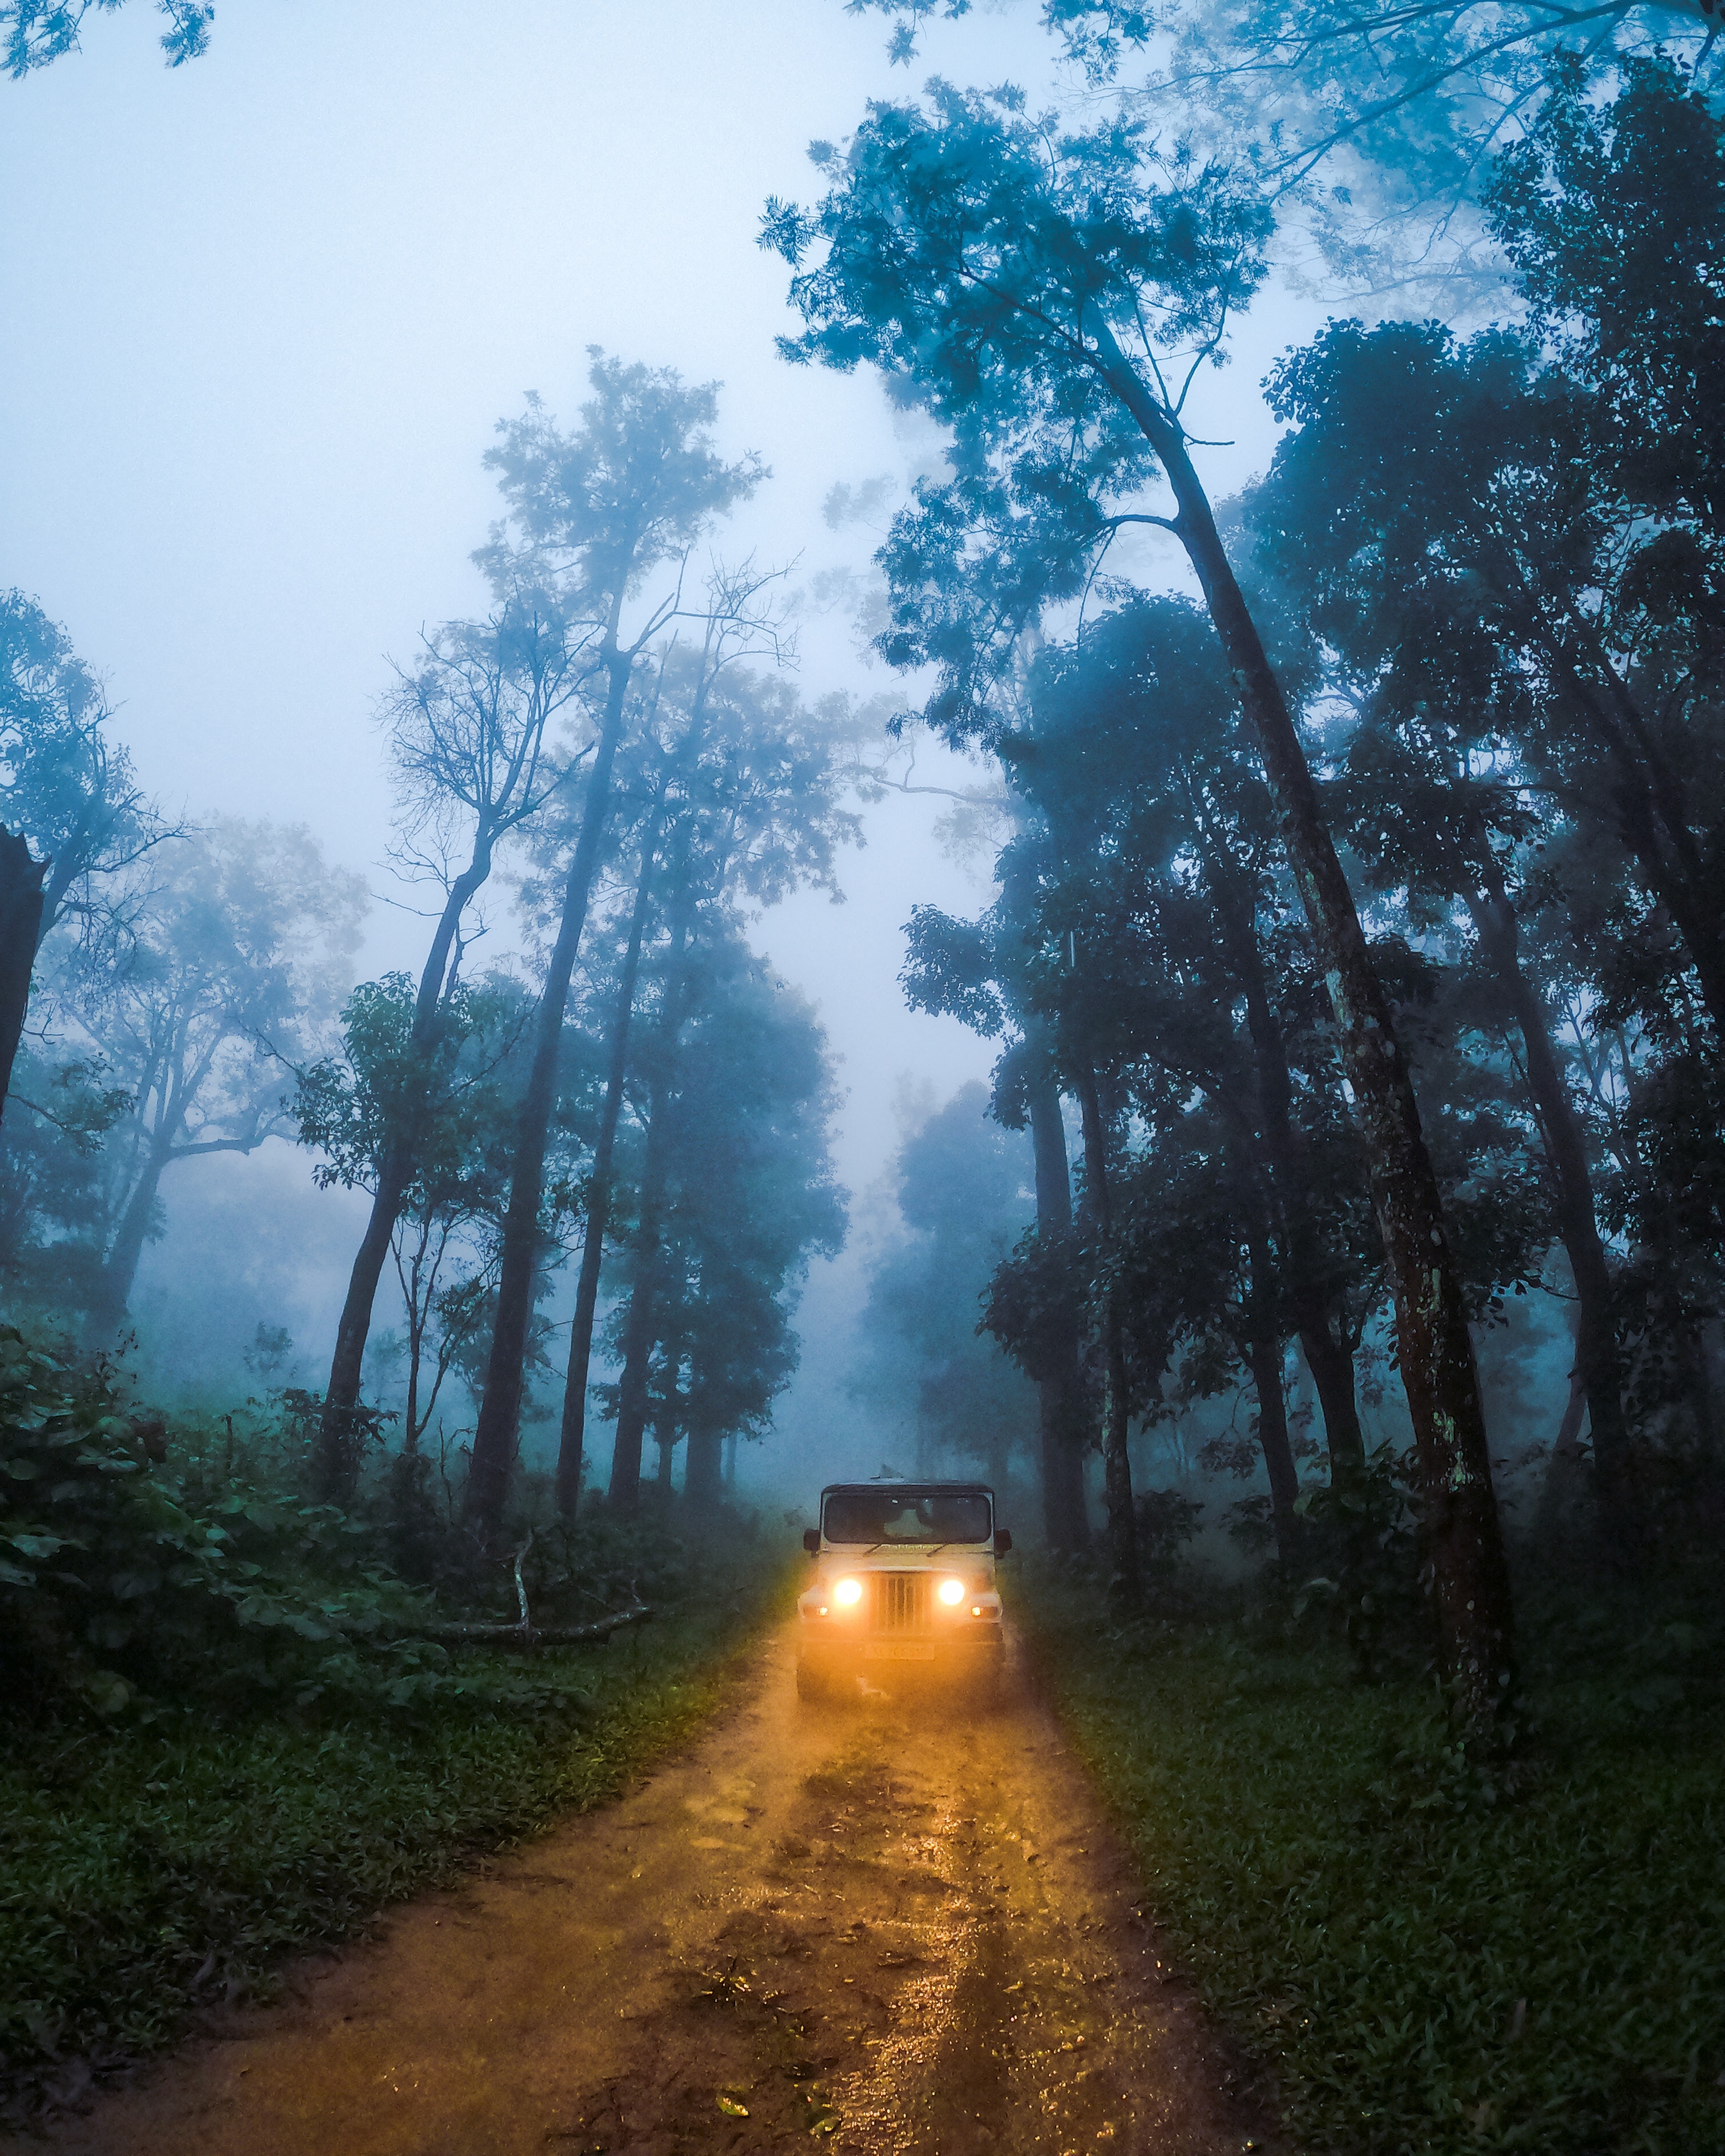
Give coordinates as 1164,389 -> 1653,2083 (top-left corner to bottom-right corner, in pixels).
1,0 -> 1322,1471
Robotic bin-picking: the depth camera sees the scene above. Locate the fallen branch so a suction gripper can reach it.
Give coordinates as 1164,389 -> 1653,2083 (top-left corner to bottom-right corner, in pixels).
382,1603 -> 653,1651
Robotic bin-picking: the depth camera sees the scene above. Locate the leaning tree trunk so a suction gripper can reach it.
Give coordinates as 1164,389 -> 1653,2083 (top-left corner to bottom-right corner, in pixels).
464,657 -> 632,1533
1077,1066 -> 1138,1603
1465,856 -> 1634,1540
1094,324 -> 1515,1715
319,841 -> 493,1498
0,831 -> 45,1125
1025,1046 -> 1091,1549
554,797 -> 665,1516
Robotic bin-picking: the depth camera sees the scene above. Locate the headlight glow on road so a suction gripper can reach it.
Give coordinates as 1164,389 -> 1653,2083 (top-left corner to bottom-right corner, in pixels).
937,1577 -> 965,1606
834,1576 -> 862,1606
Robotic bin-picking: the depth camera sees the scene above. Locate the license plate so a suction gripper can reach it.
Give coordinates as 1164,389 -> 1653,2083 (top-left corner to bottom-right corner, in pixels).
865,1640 -> 935,1662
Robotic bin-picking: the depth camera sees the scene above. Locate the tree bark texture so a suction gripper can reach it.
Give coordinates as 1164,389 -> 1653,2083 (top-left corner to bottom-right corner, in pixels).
0,830 -> 45,1125
1025,1054 -> 1091,1549
1093,325 -> 1516,1714
319,843 -> 494,1498
464,663 -> 631,1532
554,800 -> 664,1516
1300,1325 -> 1367,1488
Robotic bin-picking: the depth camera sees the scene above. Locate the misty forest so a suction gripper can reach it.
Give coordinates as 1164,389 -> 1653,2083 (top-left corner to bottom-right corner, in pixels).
2,3 -> 1722,2153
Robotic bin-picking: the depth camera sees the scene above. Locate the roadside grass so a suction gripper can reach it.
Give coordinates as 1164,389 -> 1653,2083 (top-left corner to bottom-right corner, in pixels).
1022,1564 -> 1725,2156
0,1550 -> 795,2120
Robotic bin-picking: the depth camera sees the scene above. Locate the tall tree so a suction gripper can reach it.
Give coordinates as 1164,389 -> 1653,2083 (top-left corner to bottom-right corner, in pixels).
853,1081 -> 1041,1494
850,0 -> 1717,297
553,778 -> 666,1516
899,905 -> 1095,1546
763,83 -> 1517,1712
0,592 -> 166,957
462,358 -> 765,1533
0,593 -> 169,1129
316,594 -> 573,1494
596,649 -> 859,1510
297,970 -> 533,1459
74,820 -> 364,1330
625,944 -> 845,1507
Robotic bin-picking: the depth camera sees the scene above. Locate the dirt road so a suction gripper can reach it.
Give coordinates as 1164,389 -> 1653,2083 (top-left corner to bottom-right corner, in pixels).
41,1627 -> 1276,2156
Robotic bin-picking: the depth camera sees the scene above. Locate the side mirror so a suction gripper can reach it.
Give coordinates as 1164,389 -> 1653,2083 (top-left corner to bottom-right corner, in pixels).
994,1528 -> 1013,1556
802,1527 -> 820,1555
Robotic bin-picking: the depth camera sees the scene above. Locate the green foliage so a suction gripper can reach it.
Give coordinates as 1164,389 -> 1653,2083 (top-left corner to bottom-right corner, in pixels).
762,79 -> 1271,743
3,0 -> 212,79
1026,1568 -> 1725,2155
0,1561 -> 789,2122
0,1326 -> 486,1718
0,1322 -> 796,2116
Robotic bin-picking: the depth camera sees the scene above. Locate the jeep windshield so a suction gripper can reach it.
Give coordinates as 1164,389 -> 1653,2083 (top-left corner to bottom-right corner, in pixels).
822,1490 -> 992,1545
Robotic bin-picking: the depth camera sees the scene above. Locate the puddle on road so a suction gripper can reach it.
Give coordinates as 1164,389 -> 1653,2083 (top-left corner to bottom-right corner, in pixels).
551,1675 -> 1268,2156
40,1636 -> 1274,2156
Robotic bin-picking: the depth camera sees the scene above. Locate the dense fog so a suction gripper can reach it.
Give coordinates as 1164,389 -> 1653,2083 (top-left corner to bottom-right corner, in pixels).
5,0 -> 1720,1580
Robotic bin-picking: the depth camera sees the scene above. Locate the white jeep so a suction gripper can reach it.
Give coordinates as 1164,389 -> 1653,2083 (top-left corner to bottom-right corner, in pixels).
795,1480 -> 1010,1703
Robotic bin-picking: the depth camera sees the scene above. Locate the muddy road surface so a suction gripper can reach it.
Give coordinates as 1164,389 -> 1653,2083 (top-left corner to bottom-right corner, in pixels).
40,1628 -> 1276,2156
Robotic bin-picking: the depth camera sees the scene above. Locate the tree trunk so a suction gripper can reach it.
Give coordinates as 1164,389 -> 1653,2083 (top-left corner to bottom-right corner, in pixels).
1025,1048 -> 1091,1549
607,1165 -> 669,1511
1247,1328 -> 1300,1563
319,841 -> 493,1498
0,830 -> 45,1124
1206,836 -> 1370,1495
554,797 -> 665,1516
93,1134 -> 172,1326
464,659 -> 631,1532
606,904 -> 694,1510
402,1278 -> 423,1455
1536,1351 -> 1589,1547
1093,324 -> 1515,1716
685,1422 -> 723,1506
1242,1219 -> 1300,1562
1078,1065 -> 1139,1602
1464,861 -> 1634,1534
1520,610 -> 1725,1038
1301,1323 -> 1367,1489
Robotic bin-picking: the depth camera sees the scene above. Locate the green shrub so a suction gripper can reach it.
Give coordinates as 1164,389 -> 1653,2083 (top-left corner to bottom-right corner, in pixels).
0,1584 -> 783,2121
1025,1567 -> 1725,2156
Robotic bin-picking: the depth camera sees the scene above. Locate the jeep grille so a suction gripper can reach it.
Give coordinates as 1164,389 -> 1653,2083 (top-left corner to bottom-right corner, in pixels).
869,1571 -> 929,1633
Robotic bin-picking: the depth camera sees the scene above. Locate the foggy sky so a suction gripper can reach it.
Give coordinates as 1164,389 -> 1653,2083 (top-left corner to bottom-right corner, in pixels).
2,0 -> 1322,1480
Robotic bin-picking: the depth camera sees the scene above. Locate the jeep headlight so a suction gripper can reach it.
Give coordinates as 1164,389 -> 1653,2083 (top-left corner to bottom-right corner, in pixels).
937,1576 -> 965,1606
833,1576 -> 863,1607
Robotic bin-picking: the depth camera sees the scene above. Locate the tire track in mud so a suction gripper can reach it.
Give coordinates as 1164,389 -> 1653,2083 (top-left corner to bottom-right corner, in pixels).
31,1628 -> 1278,2156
